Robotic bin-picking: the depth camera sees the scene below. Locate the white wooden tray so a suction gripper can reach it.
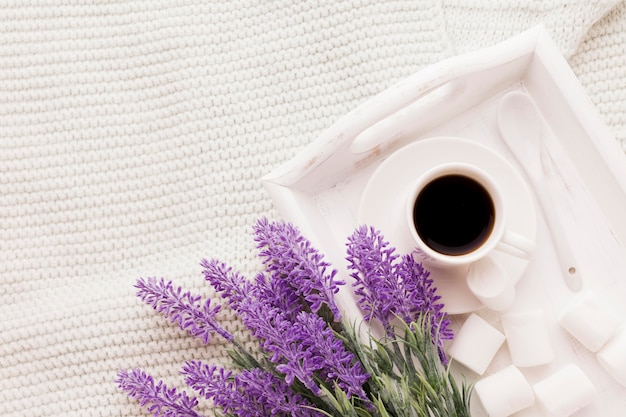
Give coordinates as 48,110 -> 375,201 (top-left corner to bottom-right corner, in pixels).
262,26 -> 626,416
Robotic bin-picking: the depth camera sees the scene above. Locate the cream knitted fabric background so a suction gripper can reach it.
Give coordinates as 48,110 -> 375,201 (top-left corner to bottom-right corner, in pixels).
0,1 -> 624,416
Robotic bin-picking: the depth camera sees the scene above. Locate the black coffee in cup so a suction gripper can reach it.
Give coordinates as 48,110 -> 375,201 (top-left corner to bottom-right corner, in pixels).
412,174 -> 495,256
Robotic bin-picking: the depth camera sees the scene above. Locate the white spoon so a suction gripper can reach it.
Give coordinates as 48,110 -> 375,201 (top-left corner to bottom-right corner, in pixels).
497,91 -> 582,292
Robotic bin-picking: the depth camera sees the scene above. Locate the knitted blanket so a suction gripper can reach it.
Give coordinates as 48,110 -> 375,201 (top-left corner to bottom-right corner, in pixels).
1,1 -> 624,415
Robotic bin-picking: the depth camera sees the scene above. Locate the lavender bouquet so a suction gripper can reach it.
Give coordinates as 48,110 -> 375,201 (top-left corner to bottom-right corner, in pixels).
117,219 -> 472,417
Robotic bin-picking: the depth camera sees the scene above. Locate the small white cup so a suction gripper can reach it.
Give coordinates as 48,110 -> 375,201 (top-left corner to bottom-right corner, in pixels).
406,163 -> 535,269
466,256 -> 515,311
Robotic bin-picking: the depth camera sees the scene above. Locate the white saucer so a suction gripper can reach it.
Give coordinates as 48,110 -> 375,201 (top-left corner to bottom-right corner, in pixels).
357,137 -> 536,314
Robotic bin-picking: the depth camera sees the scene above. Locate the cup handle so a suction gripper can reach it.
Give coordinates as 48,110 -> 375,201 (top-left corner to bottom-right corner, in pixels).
495,230 -> 536,259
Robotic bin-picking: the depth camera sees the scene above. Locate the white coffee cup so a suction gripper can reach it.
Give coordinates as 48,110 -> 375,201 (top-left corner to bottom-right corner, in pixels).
406,162 -> 535,268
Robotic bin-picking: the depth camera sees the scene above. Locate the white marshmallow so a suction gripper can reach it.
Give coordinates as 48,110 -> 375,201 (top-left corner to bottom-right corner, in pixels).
447,313 -> 505,375
474,365 -> 534,417
533,364 -> 595,417
558,290 -> 620,352
597,326 -> 626,387
501,310 -> 554,367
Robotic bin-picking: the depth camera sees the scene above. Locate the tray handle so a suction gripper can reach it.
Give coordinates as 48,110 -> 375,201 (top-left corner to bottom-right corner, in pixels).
350,79 -> 467,154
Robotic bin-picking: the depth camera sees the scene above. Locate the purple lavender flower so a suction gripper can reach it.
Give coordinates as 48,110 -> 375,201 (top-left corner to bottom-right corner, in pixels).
200,259 -> 255,311
253,271 -> 303,317
116,368 -> 203,417
118,221 -> 468,417
182,361 -> 325,417
345,225 -> 400,329
201,259 -> 322,393
250,307 -> 323,394
253,218 -> 344,321
292,311 -> 370,401
395,254 -> 454,344
346,226 -> 452,360
135,277 -> 233,343
201,258 -> 370,401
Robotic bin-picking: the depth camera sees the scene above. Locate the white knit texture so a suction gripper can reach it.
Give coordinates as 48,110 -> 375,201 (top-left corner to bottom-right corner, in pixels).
0,1 -> 624,416
441,0 -> 619,57
570,3 -> 626,152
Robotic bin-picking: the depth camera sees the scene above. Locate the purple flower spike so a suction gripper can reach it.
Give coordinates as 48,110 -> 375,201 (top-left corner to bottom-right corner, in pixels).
201,259 -> 322,394
243,305 -> 324,394
135,277 -> 233,343
200,259 -> 255,312
201,257 -> 369,399
293,312 -> 370,402
346,225 -> 400,329
116,368 -> 203,417
395,254 -> 453,338
181,363 -> 236,410
253,271 -> 303,317
235,368 -> 325,417
346,226 -> 453,362
253,218 -> 345,321
182,361 -> 325,417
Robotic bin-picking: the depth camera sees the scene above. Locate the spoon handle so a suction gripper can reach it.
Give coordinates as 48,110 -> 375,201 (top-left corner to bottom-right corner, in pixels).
497,92 -> 583,292
531,170 -> 583,291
